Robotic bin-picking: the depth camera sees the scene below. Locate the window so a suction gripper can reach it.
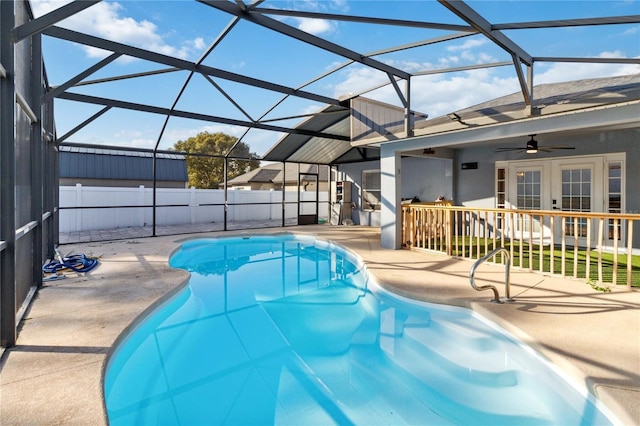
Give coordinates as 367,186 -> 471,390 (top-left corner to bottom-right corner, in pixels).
362,170 -> 381,210
495,167 -> 506,229
608,162 -> 622,240
496,167 -> 506,208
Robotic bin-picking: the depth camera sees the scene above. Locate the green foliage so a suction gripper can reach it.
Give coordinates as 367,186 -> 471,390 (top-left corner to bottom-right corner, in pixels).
173,131 -> 259,189
587,280 -> 611,292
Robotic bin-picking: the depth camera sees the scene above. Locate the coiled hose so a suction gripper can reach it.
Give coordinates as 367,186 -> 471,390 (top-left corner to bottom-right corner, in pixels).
42,253 -> 99,274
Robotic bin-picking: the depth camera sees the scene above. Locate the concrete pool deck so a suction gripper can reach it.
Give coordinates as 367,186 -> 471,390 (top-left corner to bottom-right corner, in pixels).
1,225 -> 638,425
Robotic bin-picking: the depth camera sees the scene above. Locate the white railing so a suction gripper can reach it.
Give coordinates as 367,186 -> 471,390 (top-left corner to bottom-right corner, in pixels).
59,184 -> 329,233
402,204 -> 640,288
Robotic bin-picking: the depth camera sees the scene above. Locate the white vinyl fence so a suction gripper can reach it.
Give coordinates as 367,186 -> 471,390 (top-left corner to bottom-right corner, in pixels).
59,184 -> 330,233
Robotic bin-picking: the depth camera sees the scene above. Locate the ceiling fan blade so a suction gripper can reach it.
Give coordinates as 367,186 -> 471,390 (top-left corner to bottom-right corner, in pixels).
495,147 -> 525,152
543,146 -> 575,150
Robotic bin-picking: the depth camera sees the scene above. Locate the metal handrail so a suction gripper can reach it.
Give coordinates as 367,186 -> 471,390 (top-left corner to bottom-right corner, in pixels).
469,247 -> 514,304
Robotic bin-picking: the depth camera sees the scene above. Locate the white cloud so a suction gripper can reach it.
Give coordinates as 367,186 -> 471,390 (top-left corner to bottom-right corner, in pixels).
331,45 -> 639,120
299,104 -> 324,116
231,60 -> 246,71
192,37 -> 207,51
31,0 -> 205,61
411,74 -> 520,117
295,0 -> 350,13
296,17 -> 334,35
535,51 -> 640,84
446,38 -> 488,52
333,67 -> 389,99
115,129 -> 143,139
333,64 -> 520,118
129,138 -> 156,149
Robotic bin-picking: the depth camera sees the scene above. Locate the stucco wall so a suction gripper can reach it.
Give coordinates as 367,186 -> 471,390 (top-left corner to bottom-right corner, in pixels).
337,156 -> 453,226
401,156 -> 454,203
455,128 -> 640,210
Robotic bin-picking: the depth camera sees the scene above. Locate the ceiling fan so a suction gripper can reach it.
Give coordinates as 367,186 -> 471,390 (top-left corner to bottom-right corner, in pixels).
496,135 -> 575,154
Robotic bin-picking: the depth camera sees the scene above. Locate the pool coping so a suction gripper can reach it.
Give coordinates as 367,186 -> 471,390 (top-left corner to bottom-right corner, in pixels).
1,225 -> 638,425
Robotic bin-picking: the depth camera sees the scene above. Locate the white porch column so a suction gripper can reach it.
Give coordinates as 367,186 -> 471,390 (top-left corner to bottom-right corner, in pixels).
380,145 -> 402,249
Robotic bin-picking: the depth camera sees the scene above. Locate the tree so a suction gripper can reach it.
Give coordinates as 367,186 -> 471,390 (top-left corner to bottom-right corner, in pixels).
173,131 -> 260,189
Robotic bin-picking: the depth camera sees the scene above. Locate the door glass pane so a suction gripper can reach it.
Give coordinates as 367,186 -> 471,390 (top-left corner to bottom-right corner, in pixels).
516,170 -> 541,210
516,170 -> 541,232
562,167 -> 591,237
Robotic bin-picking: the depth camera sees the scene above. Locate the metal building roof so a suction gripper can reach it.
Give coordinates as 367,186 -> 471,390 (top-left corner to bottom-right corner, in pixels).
59,146 -> 188,182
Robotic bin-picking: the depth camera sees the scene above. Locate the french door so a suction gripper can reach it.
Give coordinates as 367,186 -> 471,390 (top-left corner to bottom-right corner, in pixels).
503,156 -> 608,247
551,159 -> 601,246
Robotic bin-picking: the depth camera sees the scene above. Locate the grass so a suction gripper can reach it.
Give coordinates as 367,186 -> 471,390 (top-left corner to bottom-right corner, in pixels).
424,237 -> 640,287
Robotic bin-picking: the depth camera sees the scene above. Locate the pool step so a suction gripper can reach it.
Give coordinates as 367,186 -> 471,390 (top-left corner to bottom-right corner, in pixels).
299,346 -> 555,425
401,328 -> 520,387
377,339 -> 555,423
402,319 -> 526,381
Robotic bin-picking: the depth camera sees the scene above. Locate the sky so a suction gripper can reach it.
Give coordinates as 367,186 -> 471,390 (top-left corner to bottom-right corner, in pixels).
32,0 -> 640,157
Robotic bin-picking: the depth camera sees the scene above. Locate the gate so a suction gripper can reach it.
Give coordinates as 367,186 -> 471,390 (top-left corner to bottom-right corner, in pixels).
298,172 -> 319,225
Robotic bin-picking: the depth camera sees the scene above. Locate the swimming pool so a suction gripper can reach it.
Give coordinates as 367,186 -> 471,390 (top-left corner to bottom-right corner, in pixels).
104,233 -> 616,425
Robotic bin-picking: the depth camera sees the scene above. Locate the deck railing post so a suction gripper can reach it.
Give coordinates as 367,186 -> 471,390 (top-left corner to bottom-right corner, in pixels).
402,205 -> 637,288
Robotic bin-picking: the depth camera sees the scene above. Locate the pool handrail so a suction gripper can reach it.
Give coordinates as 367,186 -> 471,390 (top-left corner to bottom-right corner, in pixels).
469,247 -> 514,303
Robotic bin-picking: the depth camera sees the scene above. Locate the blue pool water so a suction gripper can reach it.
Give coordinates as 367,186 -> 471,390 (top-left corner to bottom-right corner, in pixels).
104,234 -> 616,425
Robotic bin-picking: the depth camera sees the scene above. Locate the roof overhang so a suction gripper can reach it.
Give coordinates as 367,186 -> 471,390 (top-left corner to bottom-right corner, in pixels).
383,100 -> 640,153
262,77 -> 640,164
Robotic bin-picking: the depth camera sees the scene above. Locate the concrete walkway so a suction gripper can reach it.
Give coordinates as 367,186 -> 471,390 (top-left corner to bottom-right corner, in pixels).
1,225 -> 638,425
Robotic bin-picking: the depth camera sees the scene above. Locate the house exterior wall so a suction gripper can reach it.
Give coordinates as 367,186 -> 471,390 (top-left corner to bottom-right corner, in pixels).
336,156 -> 453,227
376,127 -> 638,249
455,128 -> 639,210
402,156 -> 453,203
454,128 -> 640,249
336,160 -> 378,226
